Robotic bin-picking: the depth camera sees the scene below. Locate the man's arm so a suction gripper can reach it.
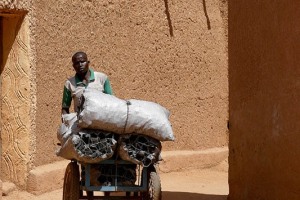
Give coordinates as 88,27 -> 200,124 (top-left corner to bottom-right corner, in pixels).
104,78 -> 113,95
62,86 -> 72,114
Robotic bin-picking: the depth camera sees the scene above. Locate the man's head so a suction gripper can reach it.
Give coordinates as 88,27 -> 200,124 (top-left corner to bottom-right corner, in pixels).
72,51 -> 90,76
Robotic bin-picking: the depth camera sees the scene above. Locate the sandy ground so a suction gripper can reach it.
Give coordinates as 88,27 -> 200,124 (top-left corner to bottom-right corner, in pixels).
2,166 -> 228,200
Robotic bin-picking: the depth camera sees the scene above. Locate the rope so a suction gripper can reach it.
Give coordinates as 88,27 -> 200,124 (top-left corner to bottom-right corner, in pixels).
123,100 -> 131,134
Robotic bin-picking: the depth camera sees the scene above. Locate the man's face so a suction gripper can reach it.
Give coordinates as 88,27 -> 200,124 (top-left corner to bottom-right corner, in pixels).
72,53 -> 89,75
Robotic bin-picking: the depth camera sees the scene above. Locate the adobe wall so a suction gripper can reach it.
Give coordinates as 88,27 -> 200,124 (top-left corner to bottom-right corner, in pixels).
33,0 -> 228,166
229,1 -> 300,199
0,1 -> 35,189
0,0 -> 228,180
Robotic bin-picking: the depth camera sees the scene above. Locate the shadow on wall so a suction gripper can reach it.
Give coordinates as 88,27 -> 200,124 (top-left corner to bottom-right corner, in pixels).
202,0 -> 211,30
0,11 -> 26,73
163,191 -> 227,200
162,0 -> 211,37
163,0 -> 174,37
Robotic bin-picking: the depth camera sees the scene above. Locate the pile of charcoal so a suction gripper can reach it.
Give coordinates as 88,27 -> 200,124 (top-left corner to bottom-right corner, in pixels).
71,131 -> 161,167
72,130 -> 117,160
118,135 -> 162,167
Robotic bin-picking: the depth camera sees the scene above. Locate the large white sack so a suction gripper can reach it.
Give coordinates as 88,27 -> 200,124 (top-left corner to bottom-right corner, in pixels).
56,129 -> 117,163
57,113 -> 117,163
118,135 -> 162,167
78,89 -> 175,141
78,90 -> 128,134
56,133 -> 116,163
125,99 -> 174,141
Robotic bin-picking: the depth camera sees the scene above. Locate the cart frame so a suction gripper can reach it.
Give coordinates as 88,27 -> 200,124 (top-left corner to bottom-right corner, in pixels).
63,159 -> 162,200
81,160 -> 149,193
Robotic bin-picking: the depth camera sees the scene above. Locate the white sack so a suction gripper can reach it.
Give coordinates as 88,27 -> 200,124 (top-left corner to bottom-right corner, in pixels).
126,99 -> 174,141
57,113 -> 116,163
56,133 -> 116,163
78,89 -> 175,141
56,129 -> 117,163
78,90 -> 128,134
118,135 -> 162,167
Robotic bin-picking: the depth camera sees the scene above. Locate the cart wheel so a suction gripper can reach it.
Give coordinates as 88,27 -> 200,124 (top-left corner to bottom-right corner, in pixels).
141,170 -> 162,200
63,161 -> 80,200
86,191 -> 94,200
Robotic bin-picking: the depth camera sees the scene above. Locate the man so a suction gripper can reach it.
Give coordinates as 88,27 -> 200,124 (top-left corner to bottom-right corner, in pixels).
62,51 -> 113,114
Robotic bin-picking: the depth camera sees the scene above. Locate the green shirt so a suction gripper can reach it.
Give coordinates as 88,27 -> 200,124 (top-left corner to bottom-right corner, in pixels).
62,68 -> 113,111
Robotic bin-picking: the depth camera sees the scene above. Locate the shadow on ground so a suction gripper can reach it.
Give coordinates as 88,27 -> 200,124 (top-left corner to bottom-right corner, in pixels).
163,191 -> 228,200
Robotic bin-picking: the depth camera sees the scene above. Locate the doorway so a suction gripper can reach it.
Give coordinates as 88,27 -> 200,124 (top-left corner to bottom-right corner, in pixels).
0,11 -> 31,189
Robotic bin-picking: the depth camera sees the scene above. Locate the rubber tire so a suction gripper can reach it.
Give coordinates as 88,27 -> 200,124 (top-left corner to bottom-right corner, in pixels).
86,190 -> 94,200
142,171 -> 162,200
63,161 -> 80,200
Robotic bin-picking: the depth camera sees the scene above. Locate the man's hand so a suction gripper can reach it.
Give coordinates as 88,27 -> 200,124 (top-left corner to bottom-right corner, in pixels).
62,108 -> 70,115
61,108 -> 70,122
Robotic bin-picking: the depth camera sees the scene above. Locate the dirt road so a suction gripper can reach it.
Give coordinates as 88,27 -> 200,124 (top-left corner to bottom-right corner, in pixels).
161,169 -> 228,200
2,166 -> 228,200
